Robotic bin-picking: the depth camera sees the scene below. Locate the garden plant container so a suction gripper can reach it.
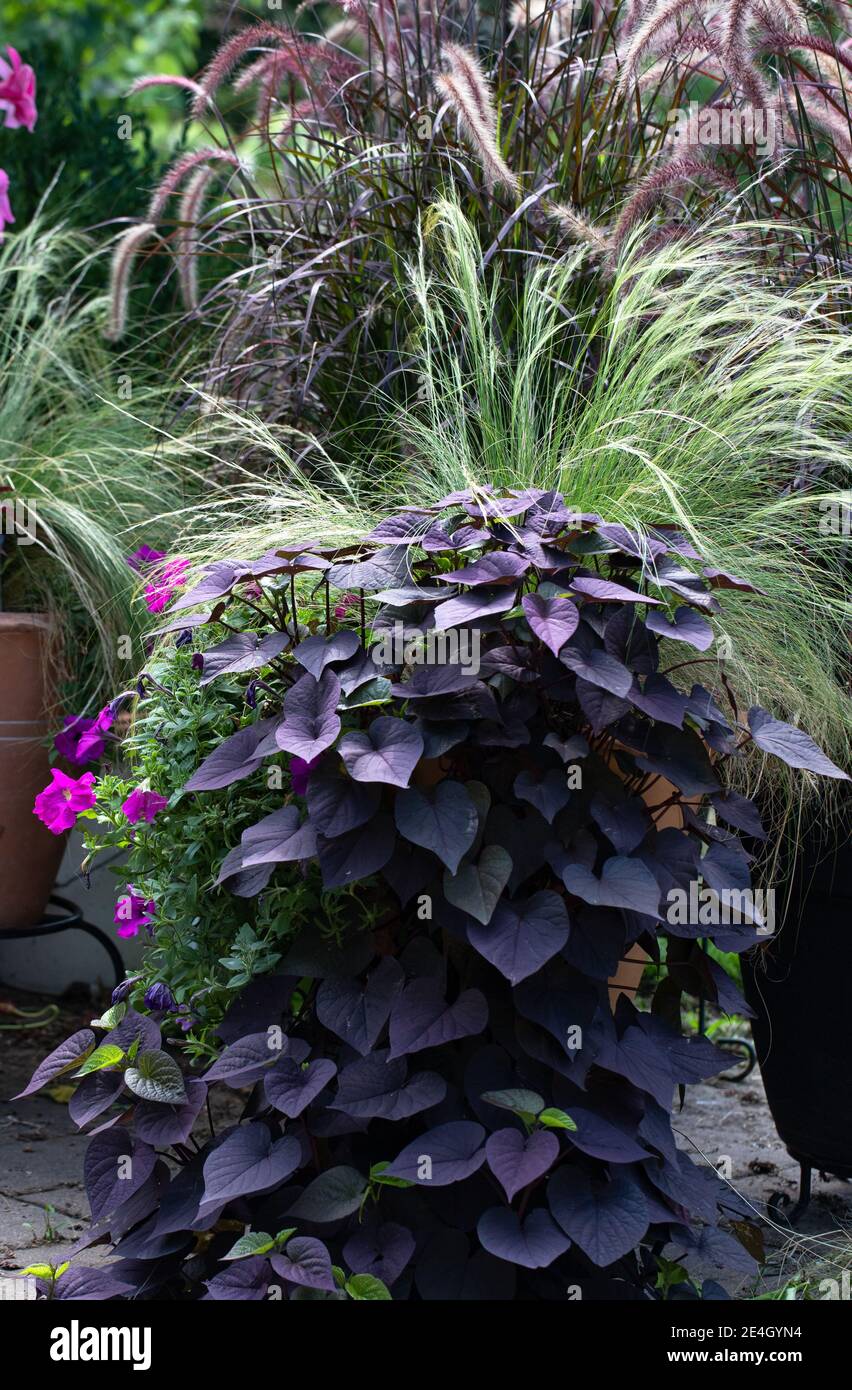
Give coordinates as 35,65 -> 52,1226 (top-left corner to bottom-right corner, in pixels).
0,612 -> 65,929
743,800 -> 852,1187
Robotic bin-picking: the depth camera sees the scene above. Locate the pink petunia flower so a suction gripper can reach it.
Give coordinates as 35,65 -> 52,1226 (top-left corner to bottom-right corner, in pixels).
114,886 -> 156,939
0,48 -> 37,132
0,169 -> 14,240
333,591 -> 359,620
121,788 -> 168,824
54,706 -> 114,764
143,557 -> 190,614
127,543 -> 166,573
33,769 -> 97,835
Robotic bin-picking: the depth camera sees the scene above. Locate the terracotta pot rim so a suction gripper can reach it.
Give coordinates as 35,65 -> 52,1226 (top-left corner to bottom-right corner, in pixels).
0,611 -> 55,633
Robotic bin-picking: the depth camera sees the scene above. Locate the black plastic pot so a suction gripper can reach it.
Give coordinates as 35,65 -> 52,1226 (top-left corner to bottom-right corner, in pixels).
742,798 -> 852,1184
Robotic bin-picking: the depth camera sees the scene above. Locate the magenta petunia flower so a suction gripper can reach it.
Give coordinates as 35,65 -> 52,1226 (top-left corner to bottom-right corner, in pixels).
54,706 -> 114,764
121,788 -> 168,824
333,591 -> 358,620
290,754 -> 322,796
114,887 -> 156,939
143,557 -> 190,613
0,169 -> 14,240
0,48 -> 37,132
127,543 -> 166,573
33,769 -> 97,835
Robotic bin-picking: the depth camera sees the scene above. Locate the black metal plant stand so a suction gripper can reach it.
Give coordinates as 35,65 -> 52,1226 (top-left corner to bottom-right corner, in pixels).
0,894 -> 125,993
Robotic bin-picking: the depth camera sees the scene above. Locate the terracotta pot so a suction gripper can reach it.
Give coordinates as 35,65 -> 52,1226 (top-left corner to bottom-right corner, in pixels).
0,613 -> 66,930
605,764 -> 695,1010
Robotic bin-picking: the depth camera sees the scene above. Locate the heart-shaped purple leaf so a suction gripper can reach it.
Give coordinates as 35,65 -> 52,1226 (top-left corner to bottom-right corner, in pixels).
202,1032 -> 288,1087
85,1132 -> 157,1222
570,576 -> 661,605
748,707 -> 848,779
485,1128 -> 560,1201
199,632 -> 289,685
521,592 -> 580,656
394,781 -> 478,873
443,843 -> 512,925
201,1125 -> 302,1209
343,1222 -> 415,1287
468,890 -> 570,984
339,717 -> 424,788
432,587 -> 518,630
274,670 -> 342,762
316,957 -> 404,1055
443,551 -> 529,587
548,1167 -> 648,1266
216,807 -> 317,885
264,1058 -> 337,1117
316,813 -> 395,888
184,719 -> 275,792
270,1236 -> 336,1291
306,772 -> 380,837
293,631 -> 361,680
14,1028 -> 95,1098
646,605 -> 714,652
68,1070 -> 125,1127
331,1049 -> 446,1120
133,1079 -> 208,1147
286,1166 -> 367,1223
477,1206 -> 570,1268
562,856 -> 661,918
388,979 -> 488,1058
384,1121 -> 486,1186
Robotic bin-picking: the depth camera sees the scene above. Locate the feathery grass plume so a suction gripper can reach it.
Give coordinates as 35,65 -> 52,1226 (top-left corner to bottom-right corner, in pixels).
176,167 -> 215,312
434,46 -> 521,195
759,30 -> 852,85
162,199 -> 851,794
128,74 -> 210,107
0,212 -> 204,707
105,223 -> 156,342
148,149 -> 243,225
611,156 -> 738,254
547,200 -> 615,262
617,0 -> 711,93
723,0 -> 804,98
394,201 -> 851,789
794,87 -> 852,159
442,42 -> 500,135
191,21 -> 294,119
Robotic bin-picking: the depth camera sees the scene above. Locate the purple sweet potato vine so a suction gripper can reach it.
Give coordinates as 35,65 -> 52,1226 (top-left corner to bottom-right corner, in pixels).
22,487 -> 847,1301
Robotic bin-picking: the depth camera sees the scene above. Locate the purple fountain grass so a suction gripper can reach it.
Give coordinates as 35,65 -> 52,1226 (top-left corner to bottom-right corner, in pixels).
611,154 -> 739,254
434,44 -> 521,196
617,0 -> 714,93
547,199 -> 615,262
176,166 -> 216,311
190,20 -> 301,120
147,148 -> 243,225
758,29 -> 852,84
128,74 -> 211,107
106,223 -> 156,342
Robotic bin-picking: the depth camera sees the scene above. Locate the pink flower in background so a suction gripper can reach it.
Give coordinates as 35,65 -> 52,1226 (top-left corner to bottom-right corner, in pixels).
0,47 -> 37,131
333,591 -> 358,620
121,788 -> 168,824
143,556 -> 190,613
0,169 -> 14,239
54,707 -> 114,764
290,754 -> 322,796
127,543 -> 166,573
33,769 -> 97,834
114,887 -> 156,939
